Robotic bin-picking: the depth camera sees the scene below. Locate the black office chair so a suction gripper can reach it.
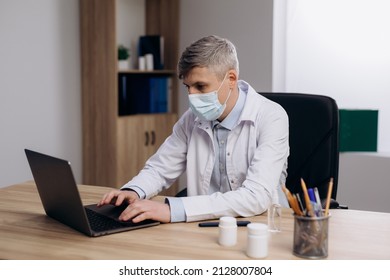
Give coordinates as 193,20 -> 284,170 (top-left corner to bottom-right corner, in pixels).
260,92 -> 343,209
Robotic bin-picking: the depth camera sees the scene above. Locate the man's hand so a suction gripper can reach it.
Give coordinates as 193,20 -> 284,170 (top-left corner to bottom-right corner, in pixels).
97,189 -> 139,207
97,189 -> 171,223
119,199 -> 171,224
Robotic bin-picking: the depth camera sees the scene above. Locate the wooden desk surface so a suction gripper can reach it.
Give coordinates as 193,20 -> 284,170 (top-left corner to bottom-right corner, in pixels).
1,181 -> 390,260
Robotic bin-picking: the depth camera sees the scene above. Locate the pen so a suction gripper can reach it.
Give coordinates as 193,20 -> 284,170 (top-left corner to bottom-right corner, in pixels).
295,193 -> 305,215
198,221 -> 251,227
282,185 -> 303,216
313,187 -> 323,216
308,188 -> 316,203
313,187 -> 322,209
324,178 -> 334,216
301,178 -> 314,217
293,194 -> 304,215
308,188 -> 321,216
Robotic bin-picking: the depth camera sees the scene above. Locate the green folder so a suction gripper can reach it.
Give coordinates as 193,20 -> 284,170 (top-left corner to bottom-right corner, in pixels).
339,109 -> 378,152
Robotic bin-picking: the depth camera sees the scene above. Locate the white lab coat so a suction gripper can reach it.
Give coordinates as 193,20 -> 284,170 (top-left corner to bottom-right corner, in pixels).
123,80 -> 289,222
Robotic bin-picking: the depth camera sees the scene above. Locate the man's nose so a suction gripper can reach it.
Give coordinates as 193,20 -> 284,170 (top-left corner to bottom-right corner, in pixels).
187,87 -> 198,95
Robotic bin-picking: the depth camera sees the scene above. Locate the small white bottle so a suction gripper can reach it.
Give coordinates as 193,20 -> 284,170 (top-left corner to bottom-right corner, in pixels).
246,223 -> 269,258
138,56 -> 146,70
218,216 -> 237,246
145,53 -> 154,70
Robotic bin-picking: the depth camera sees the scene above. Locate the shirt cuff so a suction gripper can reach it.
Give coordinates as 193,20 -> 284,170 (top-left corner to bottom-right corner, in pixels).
165,197 -> 186,223
120,185 -> 146,199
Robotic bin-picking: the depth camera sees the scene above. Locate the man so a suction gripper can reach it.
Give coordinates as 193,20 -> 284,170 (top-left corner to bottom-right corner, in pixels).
98,35 -> 289,223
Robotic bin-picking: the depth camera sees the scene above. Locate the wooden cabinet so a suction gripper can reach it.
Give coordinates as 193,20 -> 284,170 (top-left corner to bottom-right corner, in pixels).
80,0 -> 180,195
116,114 -> 177,187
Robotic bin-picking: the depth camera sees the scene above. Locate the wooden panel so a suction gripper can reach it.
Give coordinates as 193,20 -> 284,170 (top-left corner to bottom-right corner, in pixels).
146,0 -> 180,113
146,0 -> 179,69
150,113 -> 179,196
116,115 -> 146,186
116,114 -> 178,194
80,0 -> 118,187
151,113 -> 177,147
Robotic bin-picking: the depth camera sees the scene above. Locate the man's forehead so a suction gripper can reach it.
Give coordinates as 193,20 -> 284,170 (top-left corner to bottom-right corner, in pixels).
184,67 -> 218,83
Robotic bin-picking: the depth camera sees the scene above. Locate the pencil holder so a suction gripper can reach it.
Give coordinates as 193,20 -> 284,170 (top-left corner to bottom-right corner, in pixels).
293,214 -> 330,259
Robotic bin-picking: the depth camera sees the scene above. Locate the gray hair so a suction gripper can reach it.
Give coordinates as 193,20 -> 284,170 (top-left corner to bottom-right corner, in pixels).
178,35 -> 239,80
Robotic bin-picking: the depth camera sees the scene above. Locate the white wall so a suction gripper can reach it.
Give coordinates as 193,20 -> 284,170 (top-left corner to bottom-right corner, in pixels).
0,0 -> 81,187
116,0 -> 145,69
178,0 -> 274,116
275,0 -> 390,152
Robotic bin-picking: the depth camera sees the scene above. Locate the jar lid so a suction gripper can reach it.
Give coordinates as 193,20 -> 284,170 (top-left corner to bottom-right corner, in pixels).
247,223 -> 268,235
219,216 -> 237,227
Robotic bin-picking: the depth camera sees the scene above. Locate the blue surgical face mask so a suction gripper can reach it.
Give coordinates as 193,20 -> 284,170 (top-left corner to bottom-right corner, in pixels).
188,74 -> 232,121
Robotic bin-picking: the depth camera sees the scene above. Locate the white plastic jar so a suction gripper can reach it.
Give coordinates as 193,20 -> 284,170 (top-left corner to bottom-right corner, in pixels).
218,216 -> 237,246
246,223 -> 269,258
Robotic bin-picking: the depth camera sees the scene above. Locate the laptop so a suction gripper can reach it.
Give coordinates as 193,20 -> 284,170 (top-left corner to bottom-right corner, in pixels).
24,149 -> 159,237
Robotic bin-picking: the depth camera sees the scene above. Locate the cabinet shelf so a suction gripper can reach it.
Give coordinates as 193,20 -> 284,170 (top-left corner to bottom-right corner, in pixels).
118,112 -> 177,119
118,69 -> 177,75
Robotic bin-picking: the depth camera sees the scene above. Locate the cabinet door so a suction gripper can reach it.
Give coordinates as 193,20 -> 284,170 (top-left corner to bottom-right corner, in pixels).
116,114 -> 177,192
147,114 -> 179,196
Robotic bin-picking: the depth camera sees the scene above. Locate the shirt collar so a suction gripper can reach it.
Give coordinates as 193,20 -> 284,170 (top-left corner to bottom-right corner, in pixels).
213,86 -> 246,130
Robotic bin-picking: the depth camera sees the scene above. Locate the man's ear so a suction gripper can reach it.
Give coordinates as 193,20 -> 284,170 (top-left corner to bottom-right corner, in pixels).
227,70 -> 238,88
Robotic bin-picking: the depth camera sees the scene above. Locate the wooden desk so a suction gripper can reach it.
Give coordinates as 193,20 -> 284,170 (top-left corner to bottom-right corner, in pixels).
1,181 -> 389,260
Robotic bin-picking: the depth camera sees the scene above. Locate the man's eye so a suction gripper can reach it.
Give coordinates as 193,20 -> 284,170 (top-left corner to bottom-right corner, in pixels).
184,84 -> 207,93
196,85 -> 205,91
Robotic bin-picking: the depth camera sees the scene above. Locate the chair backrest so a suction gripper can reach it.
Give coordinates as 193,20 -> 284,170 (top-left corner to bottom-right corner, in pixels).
260,92 -> 340,201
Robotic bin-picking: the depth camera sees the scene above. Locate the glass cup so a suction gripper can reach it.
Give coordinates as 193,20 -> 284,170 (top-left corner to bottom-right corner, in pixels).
267,204 -> 282,232
293,214 -> 331,259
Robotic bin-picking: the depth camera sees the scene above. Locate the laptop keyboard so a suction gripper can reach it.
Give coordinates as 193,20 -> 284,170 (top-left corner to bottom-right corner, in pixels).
85,207 -> 132,232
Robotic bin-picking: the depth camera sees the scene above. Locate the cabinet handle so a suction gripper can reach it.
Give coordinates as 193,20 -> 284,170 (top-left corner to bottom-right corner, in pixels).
145,132 -> 149,146
151,131 -> 156,145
